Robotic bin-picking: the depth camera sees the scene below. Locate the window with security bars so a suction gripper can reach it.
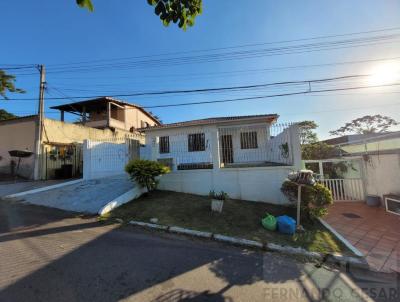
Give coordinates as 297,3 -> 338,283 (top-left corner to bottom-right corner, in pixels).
188,133 -> 205,152
159,136 -> 170,154
240,132 -> 258,149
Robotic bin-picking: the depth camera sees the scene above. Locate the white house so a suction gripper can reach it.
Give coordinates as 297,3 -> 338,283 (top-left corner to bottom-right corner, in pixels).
140,114 -> 301,204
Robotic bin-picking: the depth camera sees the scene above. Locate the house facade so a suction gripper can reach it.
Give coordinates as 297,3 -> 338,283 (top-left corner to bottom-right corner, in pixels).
141,114 -> 301,204
51,97 -> 161,131
0,97 -> 157,180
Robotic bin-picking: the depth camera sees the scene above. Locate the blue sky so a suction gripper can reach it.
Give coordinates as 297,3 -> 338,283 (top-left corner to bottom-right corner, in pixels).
1,0 -> 400,139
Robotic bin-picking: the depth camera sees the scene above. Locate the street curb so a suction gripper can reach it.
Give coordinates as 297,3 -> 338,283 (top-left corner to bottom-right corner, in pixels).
318,218 -> 364,257
124,219 -> 372,272
266,243 -> 323,259
129,220 -> 169,230
169,226 -> 212,238
213,234 -> 264,248
5,179 -> 84,198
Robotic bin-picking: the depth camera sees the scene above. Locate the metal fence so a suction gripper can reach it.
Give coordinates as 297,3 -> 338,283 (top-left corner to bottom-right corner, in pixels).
148,123 -> 297,171
41,143 -> 83,180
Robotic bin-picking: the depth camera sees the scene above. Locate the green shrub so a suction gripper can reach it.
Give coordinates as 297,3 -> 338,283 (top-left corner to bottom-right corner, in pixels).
125,159 -> 170,192
281,180 -> 333,222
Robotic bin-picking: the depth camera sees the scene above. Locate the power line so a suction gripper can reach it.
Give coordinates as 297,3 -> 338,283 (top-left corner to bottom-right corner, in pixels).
44,26 -> 400,68
142,82 -> 400,108
8,74 -> 369,101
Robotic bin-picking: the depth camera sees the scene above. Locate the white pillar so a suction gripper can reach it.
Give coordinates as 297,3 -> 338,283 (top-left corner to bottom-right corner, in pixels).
210,128 -> 220,170
83,139 -> 91,180
289,124 -> 302,170
319,161 -> 324,179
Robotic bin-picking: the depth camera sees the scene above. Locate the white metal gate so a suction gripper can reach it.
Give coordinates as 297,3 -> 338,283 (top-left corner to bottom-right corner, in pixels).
320,178 -> 365,201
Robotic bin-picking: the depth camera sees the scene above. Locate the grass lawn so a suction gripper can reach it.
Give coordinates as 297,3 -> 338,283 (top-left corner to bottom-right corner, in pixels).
104,190 -> 350,255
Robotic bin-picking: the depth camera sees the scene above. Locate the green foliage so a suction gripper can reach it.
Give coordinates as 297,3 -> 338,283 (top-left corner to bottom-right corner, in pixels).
75,0 -> 202,30
0,109 -> 17,120
298,120 -> 318,145
147,0 -> 202,30
76,0 -> 94,11
281,180 -> 333,221
329,114 -> 398,136
302,142 -> 341,160
125,159 -> 170,192
0,70 -> 25,100
209,190 -> 229,201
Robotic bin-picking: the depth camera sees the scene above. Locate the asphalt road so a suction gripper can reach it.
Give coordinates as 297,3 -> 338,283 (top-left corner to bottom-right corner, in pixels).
0,200 -> 398,302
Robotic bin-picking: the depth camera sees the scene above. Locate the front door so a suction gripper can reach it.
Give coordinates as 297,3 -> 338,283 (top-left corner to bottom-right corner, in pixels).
221,135 -> 233,164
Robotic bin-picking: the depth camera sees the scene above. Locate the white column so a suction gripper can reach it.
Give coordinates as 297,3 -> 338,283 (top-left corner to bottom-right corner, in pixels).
210,128 -> 220,170
83,139 -> 91,180
289,124 -> 302,170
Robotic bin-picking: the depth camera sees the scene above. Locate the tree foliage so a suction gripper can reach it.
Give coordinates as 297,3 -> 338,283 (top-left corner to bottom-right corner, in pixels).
125,159 -> 170,192
281,180 -> 333,221
0,70 -> 25,100
329,115 -> 398,136
148,0 -> 202,30
302,142 -> 341,160
0,109 -> 17,120
76,0 -> 202,30
298,120 -> 318,145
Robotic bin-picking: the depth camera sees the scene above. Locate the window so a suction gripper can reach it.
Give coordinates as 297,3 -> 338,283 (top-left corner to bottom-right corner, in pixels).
240,132 -> 258,149
159,136 -> 170,154
188,133 -> 205,152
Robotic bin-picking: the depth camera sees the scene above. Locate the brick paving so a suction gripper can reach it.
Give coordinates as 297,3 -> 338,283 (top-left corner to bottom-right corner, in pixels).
325,202 -> 400,273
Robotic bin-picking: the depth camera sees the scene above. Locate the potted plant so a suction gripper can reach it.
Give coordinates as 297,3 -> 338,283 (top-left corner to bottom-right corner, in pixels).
209,190 -> 229,213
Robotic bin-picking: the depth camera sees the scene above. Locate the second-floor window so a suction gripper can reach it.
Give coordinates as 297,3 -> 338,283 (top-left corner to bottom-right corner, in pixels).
240,131 -> 258,149
188,133 -> 205,152
159,136 -> 170,154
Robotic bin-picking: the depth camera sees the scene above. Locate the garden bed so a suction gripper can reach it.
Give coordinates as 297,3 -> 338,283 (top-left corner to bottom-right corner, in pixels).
103,190 -> 351,255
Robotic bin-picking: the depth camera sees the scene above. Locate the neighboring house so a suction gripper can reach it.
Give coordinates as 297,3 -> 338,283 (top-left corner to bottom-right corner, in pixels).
0,97 -> 158,180
140,114 -> 301,204
304,131 -> 400,203
50,97 -> 161,131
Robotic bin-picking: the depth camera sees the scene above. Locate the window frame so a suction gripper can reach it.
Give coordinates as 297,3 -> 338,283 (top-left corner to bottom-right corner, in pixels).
159,136 -> 170,154
240,131 -> 258,149
188,133 -> 206,152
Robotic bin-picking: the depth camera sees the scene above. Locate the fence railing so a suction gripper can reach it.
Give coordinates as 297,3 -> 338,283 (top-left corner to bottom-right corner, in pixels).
320,178 -> 365,201
146,122 -> 298,170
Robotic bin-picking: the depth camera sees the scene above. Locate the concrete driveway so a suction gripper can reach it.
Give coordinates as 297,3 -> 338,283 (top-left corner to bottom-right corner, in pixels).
0,201 -> 398,302
4,175 -> 137,214
0,179 -> 64,198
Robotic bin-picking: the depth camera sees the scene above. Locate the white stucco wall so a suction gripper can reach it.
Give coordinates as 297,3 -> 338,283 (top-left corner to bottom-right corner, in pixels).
157,166 -> 295,204
363,153 -> 400,197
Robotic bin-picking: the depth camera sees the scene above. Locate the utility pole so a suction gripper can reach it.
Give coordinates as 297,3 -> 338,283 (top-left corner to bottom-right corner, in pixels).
33,65 -> 46,180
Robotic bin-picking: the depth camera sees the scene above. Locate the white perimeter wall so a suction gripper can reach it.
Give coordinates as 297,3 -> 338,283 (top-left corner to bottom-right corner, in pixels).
363,153 -> 400,197
83,140 -> 130,180
158,166 -> 295,204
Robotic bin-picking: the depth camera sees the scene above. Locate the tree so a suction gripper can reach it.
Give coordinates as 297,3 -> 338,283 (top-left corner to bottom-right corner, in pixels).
298,120 -> 318,145
0,109 -> 17,120
302,142 -> 340,160
329,115 -> 398,136
0,70 -> 25,100
76,0 -> 202,30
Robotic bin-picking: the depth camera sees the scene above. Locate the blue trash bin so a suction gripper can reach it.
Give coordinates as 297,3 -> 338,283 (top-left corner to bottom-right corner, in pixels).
277,215 -> 296,235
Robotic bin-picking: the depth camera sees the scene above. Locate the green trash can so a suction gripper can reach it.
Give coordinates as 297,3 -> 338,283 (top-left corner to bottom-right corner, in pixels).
261,213 -> 277,231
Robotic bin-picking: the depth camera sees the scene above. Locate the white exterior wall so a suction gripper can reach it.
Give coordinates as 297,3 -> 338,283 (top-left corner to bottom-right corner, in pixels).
83,140 -> 130,180
157,166 -> 294,204
363,153 -> 400,197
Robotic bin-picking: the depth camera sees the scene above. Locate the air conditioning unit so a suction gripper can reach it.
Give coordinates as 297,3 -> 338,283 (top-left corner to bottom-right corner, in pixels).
384,195 -> 400,216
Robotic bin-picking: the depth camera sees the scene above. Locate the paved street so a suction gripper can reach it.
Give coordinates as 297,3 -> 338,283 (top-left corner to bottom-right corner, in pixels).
0,200 -> 398,302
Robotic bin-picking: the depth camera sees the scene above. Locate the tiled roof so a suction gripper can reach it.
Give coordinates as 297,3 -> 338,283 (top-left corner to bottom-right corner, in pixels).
140,114 -> 278,131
